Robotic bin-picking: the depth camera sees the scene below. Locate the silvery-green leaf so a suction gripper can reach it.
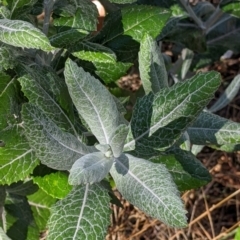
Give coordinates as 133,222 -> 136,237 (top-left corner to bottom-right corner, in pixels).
64,59 -> 120,144
54,1 -> 98,31
139,34 -> 168,94
22,103 -> 94,170
150,154 -> 209,191
49,29 -> 87,48
47,184 -> 111,240
0,45 -> 16,70
110,154 -> 187,228
70,41 -> 117,63
18,69 -> 82,138
188,111 -> 240,146
110,124 -> 129,157
209,74 -> 240,112
0,227 -> 11,240
0,73 -> 38,184
122,5 -> 171,43
0,19 -> 54,51
69,152 -> 114,185
181,48 -> 194,80
191,144 -> 204,155
95,144 -> 110,153
0,6 -> 10,19
124,71 -> 221,157
94,61 -> 132,84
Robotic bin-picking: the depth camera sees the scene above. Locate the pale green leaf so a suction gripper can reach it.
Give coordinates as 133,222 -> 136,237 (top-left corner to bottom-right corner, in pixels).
0,19 -> 54,51
21,103 -> 94,170
27,188 -> 56,231
0,227 -> 11,240
69,152 -> 114,185
122,5 -> 171,43
110,154 -> 187,227
0,6 -> 10,19
94,61 -> 132,84
70,41 -> 117,63
139,34 -> 168,94
47,184 -> 111,240
33,172 -> 72,199
64,59 -> 121,144
221,1 -> 240,18
124,71 -> 221,157
0,73 -> 38,184
110,124 -> 129,158
209,74 -> 240,112
188,111 -> 240,146
181,48 -> 194,80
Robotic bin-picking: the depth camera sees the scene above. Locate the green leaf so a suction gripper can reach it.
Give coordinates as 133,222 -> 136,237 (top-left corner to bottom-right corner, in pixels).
6,181 -> 38,196
64,59 -> 121,144
0,45 -> 16,70
54,1 -> 98,31
151,151 -> 211,191
221,1 -> 240,18
122,5 -> 171,43
47,184 -> 111,240
18,68 -> 82,138
7,0 -> 37,19
49,29 -> 87,48
69,152 -> 114,185
139,34 -> 168,94
94,61 -> 132,84
0,227 -> 11,240
21,103 -> 94,170
209,74 -> 240,112
33,172 -> 72,199
70,41 -> 117,63
27,188 -> 56,231
188,111 -> 240,146
110,154 -> 187,227
110,124 -> 129,158
0,6 -> 10,19
0,19 -> 54,51
124,71 -> 221,157
0,73 -> 38,184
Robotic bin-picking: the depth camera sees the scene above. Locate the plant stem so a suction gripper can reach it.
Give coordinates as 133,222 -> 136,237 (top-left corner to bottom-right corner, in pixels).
179,0 -> 206,30
42,0 -> 55,36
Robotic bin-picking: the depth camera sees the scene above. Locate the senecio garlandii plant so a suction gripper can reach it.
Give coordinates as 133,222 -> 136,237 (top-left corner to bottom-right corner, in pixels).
0,0 -> 240,239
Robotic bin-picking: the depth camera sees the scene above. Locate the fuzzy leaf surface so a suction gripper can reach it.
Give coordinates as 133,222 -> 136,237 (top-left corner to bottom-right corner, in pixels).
110,154 -> 187,227
18,69 -> 82,138
33,172 -> 72,199
0,227 -> 11,240
0,73 -> 38,184
70,41 -> 117,63
139,34 -> 168,94
122,5 -> 171,42
110,124 -> 129,157
21,103 -> 94,170
69,152 -> 114,185
64,59 -> 120,144
0,19 -> 54,51
47,184 -> 111,240
188,111 -> 240,146
124,71 -> 221,157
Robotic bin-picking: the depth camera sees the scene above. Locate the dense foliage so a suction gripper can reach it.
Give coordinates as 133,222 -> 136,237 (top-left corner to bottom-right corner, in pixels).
0,0 -> 240,239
